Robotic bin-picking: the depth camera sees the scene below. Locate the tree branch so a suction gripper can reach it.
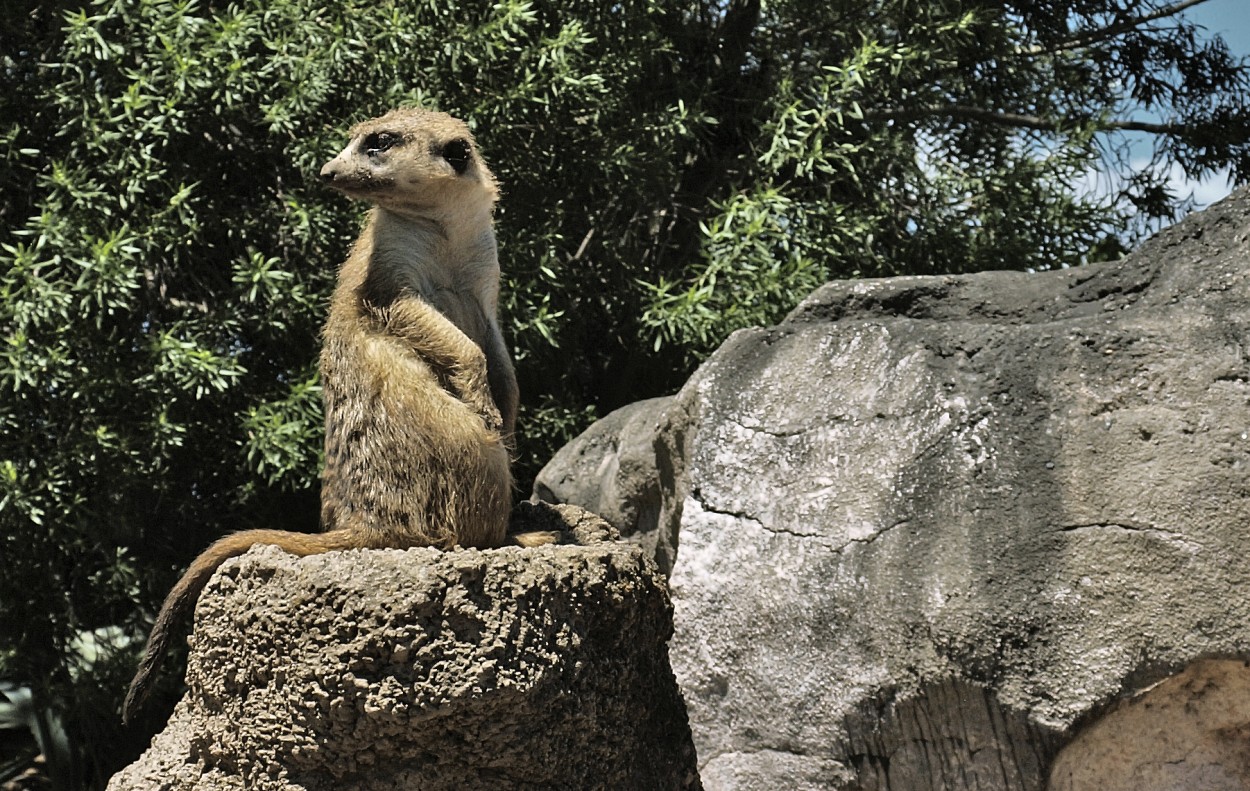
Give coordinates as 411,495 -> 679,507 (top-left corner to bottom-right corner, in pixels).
1036,0 -> 1212,55
859,104 -> 1185,134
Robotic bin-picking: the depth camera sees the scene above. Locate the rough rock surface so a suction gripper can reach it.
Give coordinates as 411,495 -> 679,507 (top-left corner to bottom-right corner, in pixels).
533,396 -> 675,571
108,503 -> 701,791
555,188 -> 1250,789
1048,659 -> 1250,790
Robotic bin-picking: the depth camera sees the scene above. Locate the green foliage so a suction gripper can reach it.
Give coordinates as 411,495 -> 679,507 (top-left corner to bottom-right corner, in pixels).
641,188 -> 828,358
0,0 -> 1247,783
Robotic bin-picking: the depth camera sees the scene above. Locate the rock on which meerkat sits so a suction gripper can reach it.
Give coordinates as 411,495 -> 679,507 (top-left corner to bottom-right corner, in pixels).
541,186 -> 1250,789
108,504 -> 702,791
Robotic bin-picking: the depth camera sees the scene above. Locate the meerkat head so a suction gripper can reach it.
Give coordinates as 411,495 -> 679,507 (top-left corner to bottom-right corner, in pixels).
319,108 -> 498,219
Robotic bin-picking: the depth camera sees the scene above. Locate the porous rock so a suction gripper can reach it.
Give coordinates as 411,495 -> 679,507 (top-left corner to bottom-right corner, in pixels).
108,503 -> 701,791
559,188 -> 1250,789
1048,658 -> 1250,791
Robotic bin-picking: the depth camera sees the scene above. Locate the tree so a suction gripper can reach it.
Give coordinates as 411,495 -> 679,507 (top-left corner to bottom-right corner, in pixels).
1,0 -> 1246,783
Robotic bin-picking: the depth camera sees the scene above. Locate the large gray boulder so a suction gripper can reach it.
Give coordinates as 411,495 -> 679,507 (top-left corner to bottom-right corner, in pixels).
109,504 -> 701,791
556,188 -> 1250,789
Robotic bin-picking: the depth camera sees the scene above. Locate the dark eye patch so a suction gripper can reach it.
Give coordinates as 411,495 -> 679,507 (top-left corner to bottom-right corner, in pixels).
439,138 -> 472,174
363,132 -> 400,156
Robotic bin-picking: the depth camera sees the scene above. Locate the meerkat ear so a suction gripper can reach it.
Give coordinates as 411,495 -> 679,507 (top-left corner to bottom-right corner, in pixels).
441,139 -> 472,175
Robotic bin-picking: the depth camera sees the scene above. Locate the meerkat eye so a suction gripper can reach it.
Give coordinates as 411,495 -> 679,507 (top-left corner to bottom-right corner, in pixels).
362,132 -> 400,157
440,139 -> 472,175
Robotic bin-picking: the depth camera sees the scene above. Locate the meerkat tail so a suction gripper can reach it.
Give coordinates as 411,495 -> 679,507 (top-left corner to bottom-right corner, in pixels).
122,528 -> 358,724
509,531 -> 561,547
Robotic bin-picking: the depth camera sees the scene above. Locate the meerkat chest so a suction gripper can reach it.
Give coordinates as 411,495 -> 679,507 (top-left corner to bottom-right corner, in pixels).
370,252 -> 496,349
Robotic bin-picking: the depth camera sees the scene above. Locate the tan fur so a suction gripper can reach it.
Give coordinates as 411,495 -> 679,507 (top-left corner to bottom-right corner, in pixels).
122,109 -> 553,725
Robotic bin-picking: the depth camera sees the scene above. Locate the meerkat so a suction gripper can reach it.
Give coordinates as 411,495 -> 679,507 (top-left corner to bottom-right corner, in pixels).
122,108 -> 552,724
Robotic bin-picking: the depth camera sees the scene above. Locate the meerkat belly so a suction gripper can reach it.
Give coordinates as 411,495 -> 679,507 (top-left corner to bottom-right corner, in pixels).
320,331 -> 511,549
